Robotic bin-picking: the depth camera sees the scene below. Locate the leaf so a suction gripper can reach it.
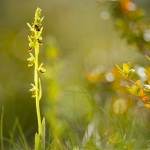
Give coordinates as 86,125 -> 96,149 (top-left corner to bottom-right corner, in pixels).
118,71 -> 127,78
144,104 -> 150,108
126,85 -> 135,95
135,80 -> 140,87
146,55 -> 150,61
116,64 -> 127,78
35,133 -> 40,150
108,132 -> 119,144
38,78 -> 42,101
128,69 -> 135,78
126,80 -> 142,96
123,62 -> 130,74
116,62 -> 134,79
133,80 -> 143,96
127,139 -> 136,149
116,64 -> 123,72
18,124 -> 29,150
41,118 -> 46,150
145,68 -> 150,85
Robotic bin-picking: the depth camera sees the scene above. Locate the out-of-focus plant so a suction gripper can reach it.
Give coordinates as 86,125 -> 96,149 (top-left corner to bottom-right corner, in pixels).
107,132 -> 135,150
2,1 -> 150,149
116,62 -> 150,108
84,66 -> 139,149
44,37 -> 66,144
98,0 -> 150,55
82,1 -> 150,149
97,0 -> 150,109
27,8 -> 46,150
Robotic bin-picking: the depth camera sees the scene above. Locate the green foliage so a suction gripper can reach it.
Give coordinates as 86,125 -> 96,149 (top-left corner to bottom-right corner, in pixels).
116,61 -> 150,109
107,132 -> 136,150
126,80 -> 142,96
108,0 -> 150,54
1,1 -> 150,150
73,147 -> 79,150
116,62 -> 135,79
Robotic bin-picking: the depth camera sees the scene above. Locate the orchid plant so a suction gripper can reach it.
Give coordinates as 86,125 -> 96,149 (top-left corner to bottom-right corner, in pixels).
27,8 -> 46,150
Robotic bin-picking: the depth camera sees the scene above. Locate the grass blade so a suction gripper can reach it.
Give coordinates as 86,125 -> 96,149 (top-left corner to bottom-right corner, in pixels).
35,133 -> 40,150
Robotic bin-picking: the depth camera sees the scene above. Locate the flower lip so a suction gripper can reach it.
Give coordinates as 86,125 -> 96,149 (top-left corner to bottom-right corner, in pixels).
38,63 -> 46,73
35,25 -> 40,31
37,39 -> 42,44
28,46 -> 33,52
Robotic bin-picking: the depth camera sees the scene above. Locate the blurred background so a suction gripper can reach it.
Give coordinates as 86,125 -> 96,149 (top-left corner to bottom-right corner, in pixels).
0,0 -> 150,149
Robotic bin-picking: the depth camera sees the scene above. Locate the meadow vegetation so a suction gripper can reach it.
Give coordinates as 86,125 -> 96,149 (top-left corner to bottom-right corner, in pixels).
1,0 -> 150,150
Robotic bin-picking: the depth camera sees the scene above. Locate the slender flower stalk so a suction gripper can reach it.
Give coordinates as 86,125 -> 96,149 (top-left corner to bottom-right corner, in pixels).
27,8 -> 46,149
35,38 -> 42,135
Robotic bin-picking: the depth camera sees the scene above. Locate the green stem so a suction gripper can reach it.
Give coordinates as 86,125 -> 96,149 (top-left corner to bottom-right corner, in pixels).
35,41 -> 42,136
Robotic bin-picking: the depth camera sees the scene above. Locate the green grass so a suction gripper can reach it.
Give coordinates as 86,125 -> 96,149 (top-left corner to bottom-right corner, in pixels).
1,2 -> 150,150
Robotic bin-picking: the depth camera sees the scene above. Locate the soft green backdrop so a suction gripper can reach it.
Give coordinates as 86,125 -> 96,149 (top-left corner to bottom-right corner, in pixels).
0,0 -> 150,148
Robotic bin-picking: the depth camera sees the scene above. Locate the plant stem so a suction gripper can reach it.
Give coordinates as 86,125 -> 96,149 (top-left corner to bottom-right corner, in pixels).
35,41 -> 42,136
